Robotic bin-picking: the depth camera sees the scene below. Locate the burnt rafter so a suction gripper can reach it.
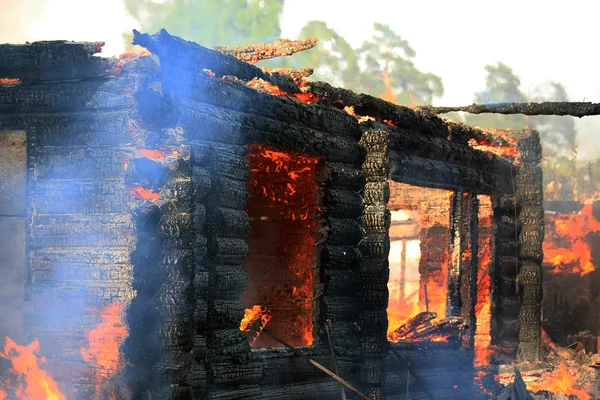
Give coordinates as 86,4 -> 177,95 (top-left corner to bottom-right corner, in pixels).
417,102 -> 600,118
212,37 -> 317,64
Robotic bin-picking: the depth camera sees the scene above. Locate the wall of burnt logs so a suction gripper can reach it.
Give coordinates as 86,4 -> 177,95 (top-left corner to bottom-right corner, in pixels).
0,29 -> 545,399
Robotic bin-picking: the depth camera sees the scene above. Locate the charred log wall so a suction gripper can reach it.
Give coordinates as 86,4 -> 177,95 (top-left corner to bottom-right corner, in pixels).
0,42 -> 156,397
136,29 -> 370,399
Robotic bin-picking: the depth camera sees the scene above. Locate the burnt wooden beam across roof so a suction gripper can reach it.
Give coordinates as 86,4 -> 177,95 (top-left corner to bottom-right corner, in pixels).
0,40 -> 119,80
212,37 -> 317,64
417,102 -> 600,118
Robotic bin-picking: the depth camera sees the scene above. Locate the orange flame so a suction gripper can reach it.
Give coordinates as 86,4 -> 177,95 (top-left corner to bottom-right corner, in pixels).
544,204 -> 600,276
0,337 -> 65,400
246,78 -> 318,104
130,187 -> 160,201
526,362 -> 592,400
81,302 -> 127,394
139,148 -> 166,161
0,78 -> 20,84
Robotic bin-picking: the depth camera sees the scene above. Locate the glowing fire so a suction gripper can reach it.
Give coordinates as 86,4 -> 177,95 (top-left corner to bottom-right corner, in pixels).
242,144 -> 319,348
246,78 -> 318,104
544,204 -> 600,276
130,187 -> 160,201
0,78 -> 20,84
526,362 -> 592,400
474,195 -> 493,366
80,302 -> 127,397
239,305 -> 272,347
468,138 -> 518,159
0,338 -> 65,400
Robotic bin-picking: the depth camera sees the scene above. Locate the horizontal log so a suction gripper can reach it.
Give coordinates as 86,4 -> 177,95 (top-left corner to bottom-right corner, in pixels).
33,146 -> 131,179
304,81 -> 472,142
389,150 -> 511,194
543,200 -> 582,214
206,359 -> 263,386
209,265 -> 248,299
206,328 -> 252,361
0,78 -> 135,113
0,40 -> 112,80
322,296 -> 360,322
323,188 -> 364,218
326,163 -> 365,190
210,150 -> 249,181
327,217 -> 362,246
381,121 -> 513,177
321,245 -> 362,270
359,232 -> 389,259
204,385 -> 261,400
32,213 -> 134,249
259,379 -> 345,400
323,270 -> 360,296
207,237 -> 249,265
207,207 -> 251,238
418,101 -> 600,118
362,152 -> 389,182
207,299 -> 246,330
175,98 -> 365,165
206,176 -> 248,210
33,179 -> 128,214
161,64 -> 361,141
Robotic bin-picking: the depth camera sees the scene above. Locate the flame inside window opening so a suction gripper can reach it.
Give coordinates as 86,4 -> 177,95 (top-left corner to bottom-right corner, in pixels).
240,144 -> 321,348
386,183 -> 452,343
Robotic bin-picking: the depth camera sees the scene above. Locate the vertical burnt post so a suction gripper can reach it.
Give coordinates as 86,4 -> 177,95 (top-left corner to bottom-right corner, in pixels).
515,132 -> 544,362
462,194 -> 479,346
446,191 -> 464,317
359,128 -> 390,399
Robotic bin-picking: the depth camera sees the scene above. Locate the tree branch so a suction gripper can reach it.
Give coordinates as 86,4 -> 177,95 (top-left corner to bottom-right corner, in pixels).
417,102 -> 600,118
212,38 -> 317,64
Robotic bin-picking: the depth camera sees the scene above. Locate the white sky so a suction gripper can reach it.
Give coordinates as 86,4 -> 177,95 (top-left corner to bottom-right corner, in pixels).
3,0 -> 600,158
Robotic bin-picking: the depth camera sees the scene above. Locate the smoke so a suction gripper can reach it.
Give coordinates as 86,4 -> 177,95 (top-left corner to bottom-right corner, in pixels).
0,0 -> 137,56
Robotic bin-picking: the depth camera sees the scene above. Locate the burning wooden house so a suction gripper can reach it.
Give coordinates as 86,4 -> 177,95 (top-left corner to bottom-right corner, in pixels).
0,29 -> 554,399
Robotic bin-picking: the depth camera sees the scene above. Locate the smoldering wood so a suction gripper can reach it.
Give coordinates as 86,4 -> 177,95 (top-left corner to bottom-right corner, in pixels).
322,296 -> 360,322
389,150 -> 512,194
368,121 -> 514,179
209,264 -> 248,299
175,98 -> 365,165
207,207 -> 251,238
261,67 -> 314,81
212,38 -> 317,64
543,200 -> 584,214
417,101 -> 600,118
163,69 -> 361,141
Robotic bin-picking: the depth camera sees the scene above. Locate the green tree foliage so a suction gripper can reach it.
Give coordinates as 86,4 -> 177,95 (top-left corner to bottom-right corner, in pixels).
355,23 -> 443,105
454,63 -> 586,201
268,20 -> 360,90
122,0 -> 284,47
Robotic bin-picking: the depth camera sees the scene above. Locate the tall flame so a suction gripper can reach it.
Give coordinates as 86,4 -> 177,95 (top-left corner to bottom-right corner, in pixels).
80,302 -> 127,394
0,338 -> 65,400
544,204 -> 600,276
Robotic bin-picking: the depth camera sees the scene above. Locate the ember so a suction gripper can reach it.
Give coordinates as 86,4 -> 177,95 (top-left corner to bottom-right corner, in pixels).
544,203 -> 600,276
241,144 -> 321,348
130,187 -> 160,201
0,338 -> 65,400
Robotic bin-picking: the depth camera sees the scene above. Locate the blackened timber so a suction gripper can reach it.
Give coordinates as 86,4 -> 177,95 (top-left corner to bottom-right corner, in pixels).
323,296 -> 361,321
0,40 -> 112,80
375,121 -> 513,178
207,207 -> 251,238
327,217 -> 362,246
326,163 -> 366,191
447,192 -> 464,317
212,38 -> 317,64
0,78 -> 135,113
133,29 -> 300,94
417,101 -> 600,118
322,245 -> 362,270
0,111 -> 134,146
209,264 -> 248,298
389,150 -> 512,194
324,188 -> 364,218
465,195 -> 479,344
174,99 -> 365,165
323,270 -> 361,296
163,69 -> 361,140
306,81 -> 478,143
